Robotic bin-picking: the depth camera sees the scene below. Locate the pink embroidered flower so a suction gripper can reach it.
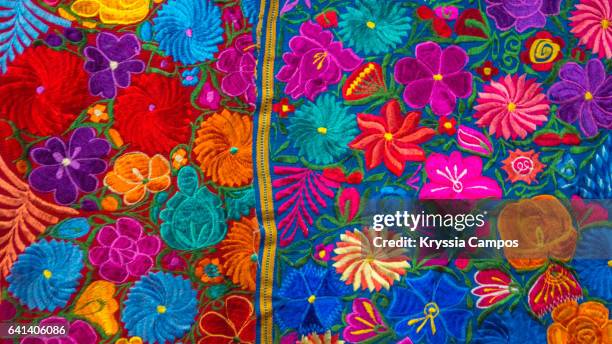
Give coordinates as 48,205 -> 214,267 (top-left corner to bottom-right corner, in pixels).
338,187 -> 360,222
474,74 -> 550,139
420,151 -> 502,199
569,0 -> 612,59
394,41 -> 472,116
276,21 -> 362,100
89,217 -> 161,283
216,35 -> 256,105
471,269 -> 519,309
343,298 -> 391,343
528,264 -> 582,317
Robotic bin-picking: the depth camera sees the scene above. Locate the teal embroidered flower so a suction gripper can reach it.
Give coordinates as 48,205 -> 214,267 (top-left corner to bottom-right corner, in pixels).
287,95 -> 358,165
160,166 -> 227,250
337,0 -> 412,55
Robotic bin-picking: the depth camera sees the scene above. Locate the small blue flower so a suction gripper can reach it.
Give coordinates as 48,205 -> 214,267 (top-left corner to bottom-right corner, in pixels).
472,308 -> 546,344
54,217 -> 90,239
288,95 -> 358,165
123,272 -> 198,344
573,227 -> 612,300
338,0 -> 411,55
387,271 -> 471,344
181,68 -> 200,86
7,240 -> 83,311
153,0 -> 224,65
274,262 -> 350,335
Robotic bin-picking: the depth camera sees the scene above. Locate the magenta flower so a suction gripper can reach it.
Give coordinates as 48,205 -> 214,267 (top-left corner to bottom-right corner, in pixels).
343,298 -> 392,343
197,79 -> 221,110
420,151 -> 502,199
276,21 -> 362,100
457,125 -> 494,157
394,41 -> 472,116
89,217 -> 161,283
216,34 -> 256,105
20,316 -> 98,344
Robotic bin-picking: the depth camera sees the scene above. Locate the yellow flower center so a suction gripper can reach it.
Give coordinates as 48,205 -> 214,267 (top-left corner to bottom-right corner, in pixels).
608,260 -> 612,268
366,21 -> 376,29
384,132 -> 393,141
61,158 -> 71,167
281,105 -> 289,112
318,250 -> 327,259
433,74 -> 443,81
443,122 -> 453,129
584,91 -> 593,101
42,269 -> 52,279
307,295 -> 316,304
507,102 -> 517,112
156,305 -> 167,314
602,19 -> 610,30
317,127 -> 328,135
109,60 -> 119,71
483,67 -> 492,75
94,109 -> 103,117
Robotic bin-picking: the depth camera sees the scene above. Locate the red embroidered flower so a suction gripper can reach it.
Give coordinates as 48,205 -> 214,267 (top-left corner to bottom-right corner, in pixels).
113,73 -> 196,155
475,61 -> 499,81
528,264 -> 582,317
417,5 -> 452,37
501,149 -> 545,184
198,295 -> 256,344
0,46 -> 95,136
349,99 -> 435,176
272,98 -> 295,118
520,31 -> 564,72
438,116 -> 457,135
315,10 -> 338,28
471,269 -> 519,309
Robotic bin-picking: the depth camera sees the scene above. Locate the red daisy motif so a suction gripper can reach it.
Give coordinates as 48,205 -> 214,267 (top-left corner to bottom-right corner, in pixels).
438,116 -> 457,135
0,46 -> 95,136
475,61 -> 499,81
501,149 -> 546,184
350,99 -> 435,176
113,73 -> 196,155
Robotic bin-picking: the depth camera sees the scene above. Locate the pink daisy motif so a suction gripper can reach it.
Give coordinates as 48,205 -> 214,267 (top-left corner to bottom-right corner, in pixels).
420,151 -> 502,199
569,0 -> 612,59
474,74 -> 550,139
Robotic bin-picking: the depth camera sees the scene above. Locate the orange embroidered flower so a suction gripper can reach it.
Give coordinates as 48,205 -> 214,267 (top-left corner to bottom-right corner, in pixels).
219,216 -> 260,291
193,110 -> 253,187
195,258 -> 224,284
333,228 -> 410,292
73,280 -> 119,335
103,152 -> 171,205
547,300 -> 611,344
171,148 -> 189,170
501,149 -> 545,184
88,104 -> 109,123
198,295 -> 256,344
497,195 -> 577,270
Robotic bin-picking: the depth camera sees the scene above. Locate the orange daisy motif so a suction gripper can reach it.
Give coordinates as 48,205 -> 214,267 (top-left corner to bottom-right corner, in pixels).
219,216 -> 260,291
333,228 -> 410,292
87,103 -> 109,123
194,257 -> 224,284
194,109 -> 253,187
501,149 -> 545,184
103,152 -> 171,205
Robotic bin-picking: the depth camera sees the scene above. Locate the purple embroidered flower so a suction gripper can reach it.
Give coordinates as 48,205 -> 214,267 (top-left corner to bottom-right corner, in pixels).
89,217 -> 161,284
84,32 -> 145,98
216,34 -> 256,105
547,59 -> 612,137
29,127 -> 110,205
197,79 -> 221,110
394,41 -> 472,116
276,21 -> 362,100
485,0 -> 561,33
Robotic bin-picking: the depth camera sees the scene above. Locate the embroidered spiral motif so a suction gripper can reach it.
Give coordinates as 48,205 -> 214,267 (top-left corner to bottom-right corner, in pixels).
529,38 -> 560,64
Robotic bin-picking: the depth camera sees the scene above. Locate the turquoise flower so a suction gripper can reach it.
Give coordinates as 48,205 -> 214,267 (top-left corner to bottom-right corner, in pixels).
181,68 -> 200,86
123,272 -> 198,344
287,95 -> 358,165
153,0 -> 224,65
338,0 -> 411,55
7,240 -> 83,311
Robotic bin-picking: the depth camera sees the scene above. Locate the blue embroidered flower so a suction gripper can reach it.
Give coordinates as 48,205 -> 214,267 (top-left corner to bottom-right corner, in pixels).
7,240 -> 83,311
287,95 -> 358,165
473,308 -> 546,344
153,0 -> 224,65
578,135 -> 611,198
181,67 -> 200,86
274,262 -> 350,335
573,227 -> 612,300
122,272 -> 198,344
337,0 -> 411,55
387,271 -> 471,344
